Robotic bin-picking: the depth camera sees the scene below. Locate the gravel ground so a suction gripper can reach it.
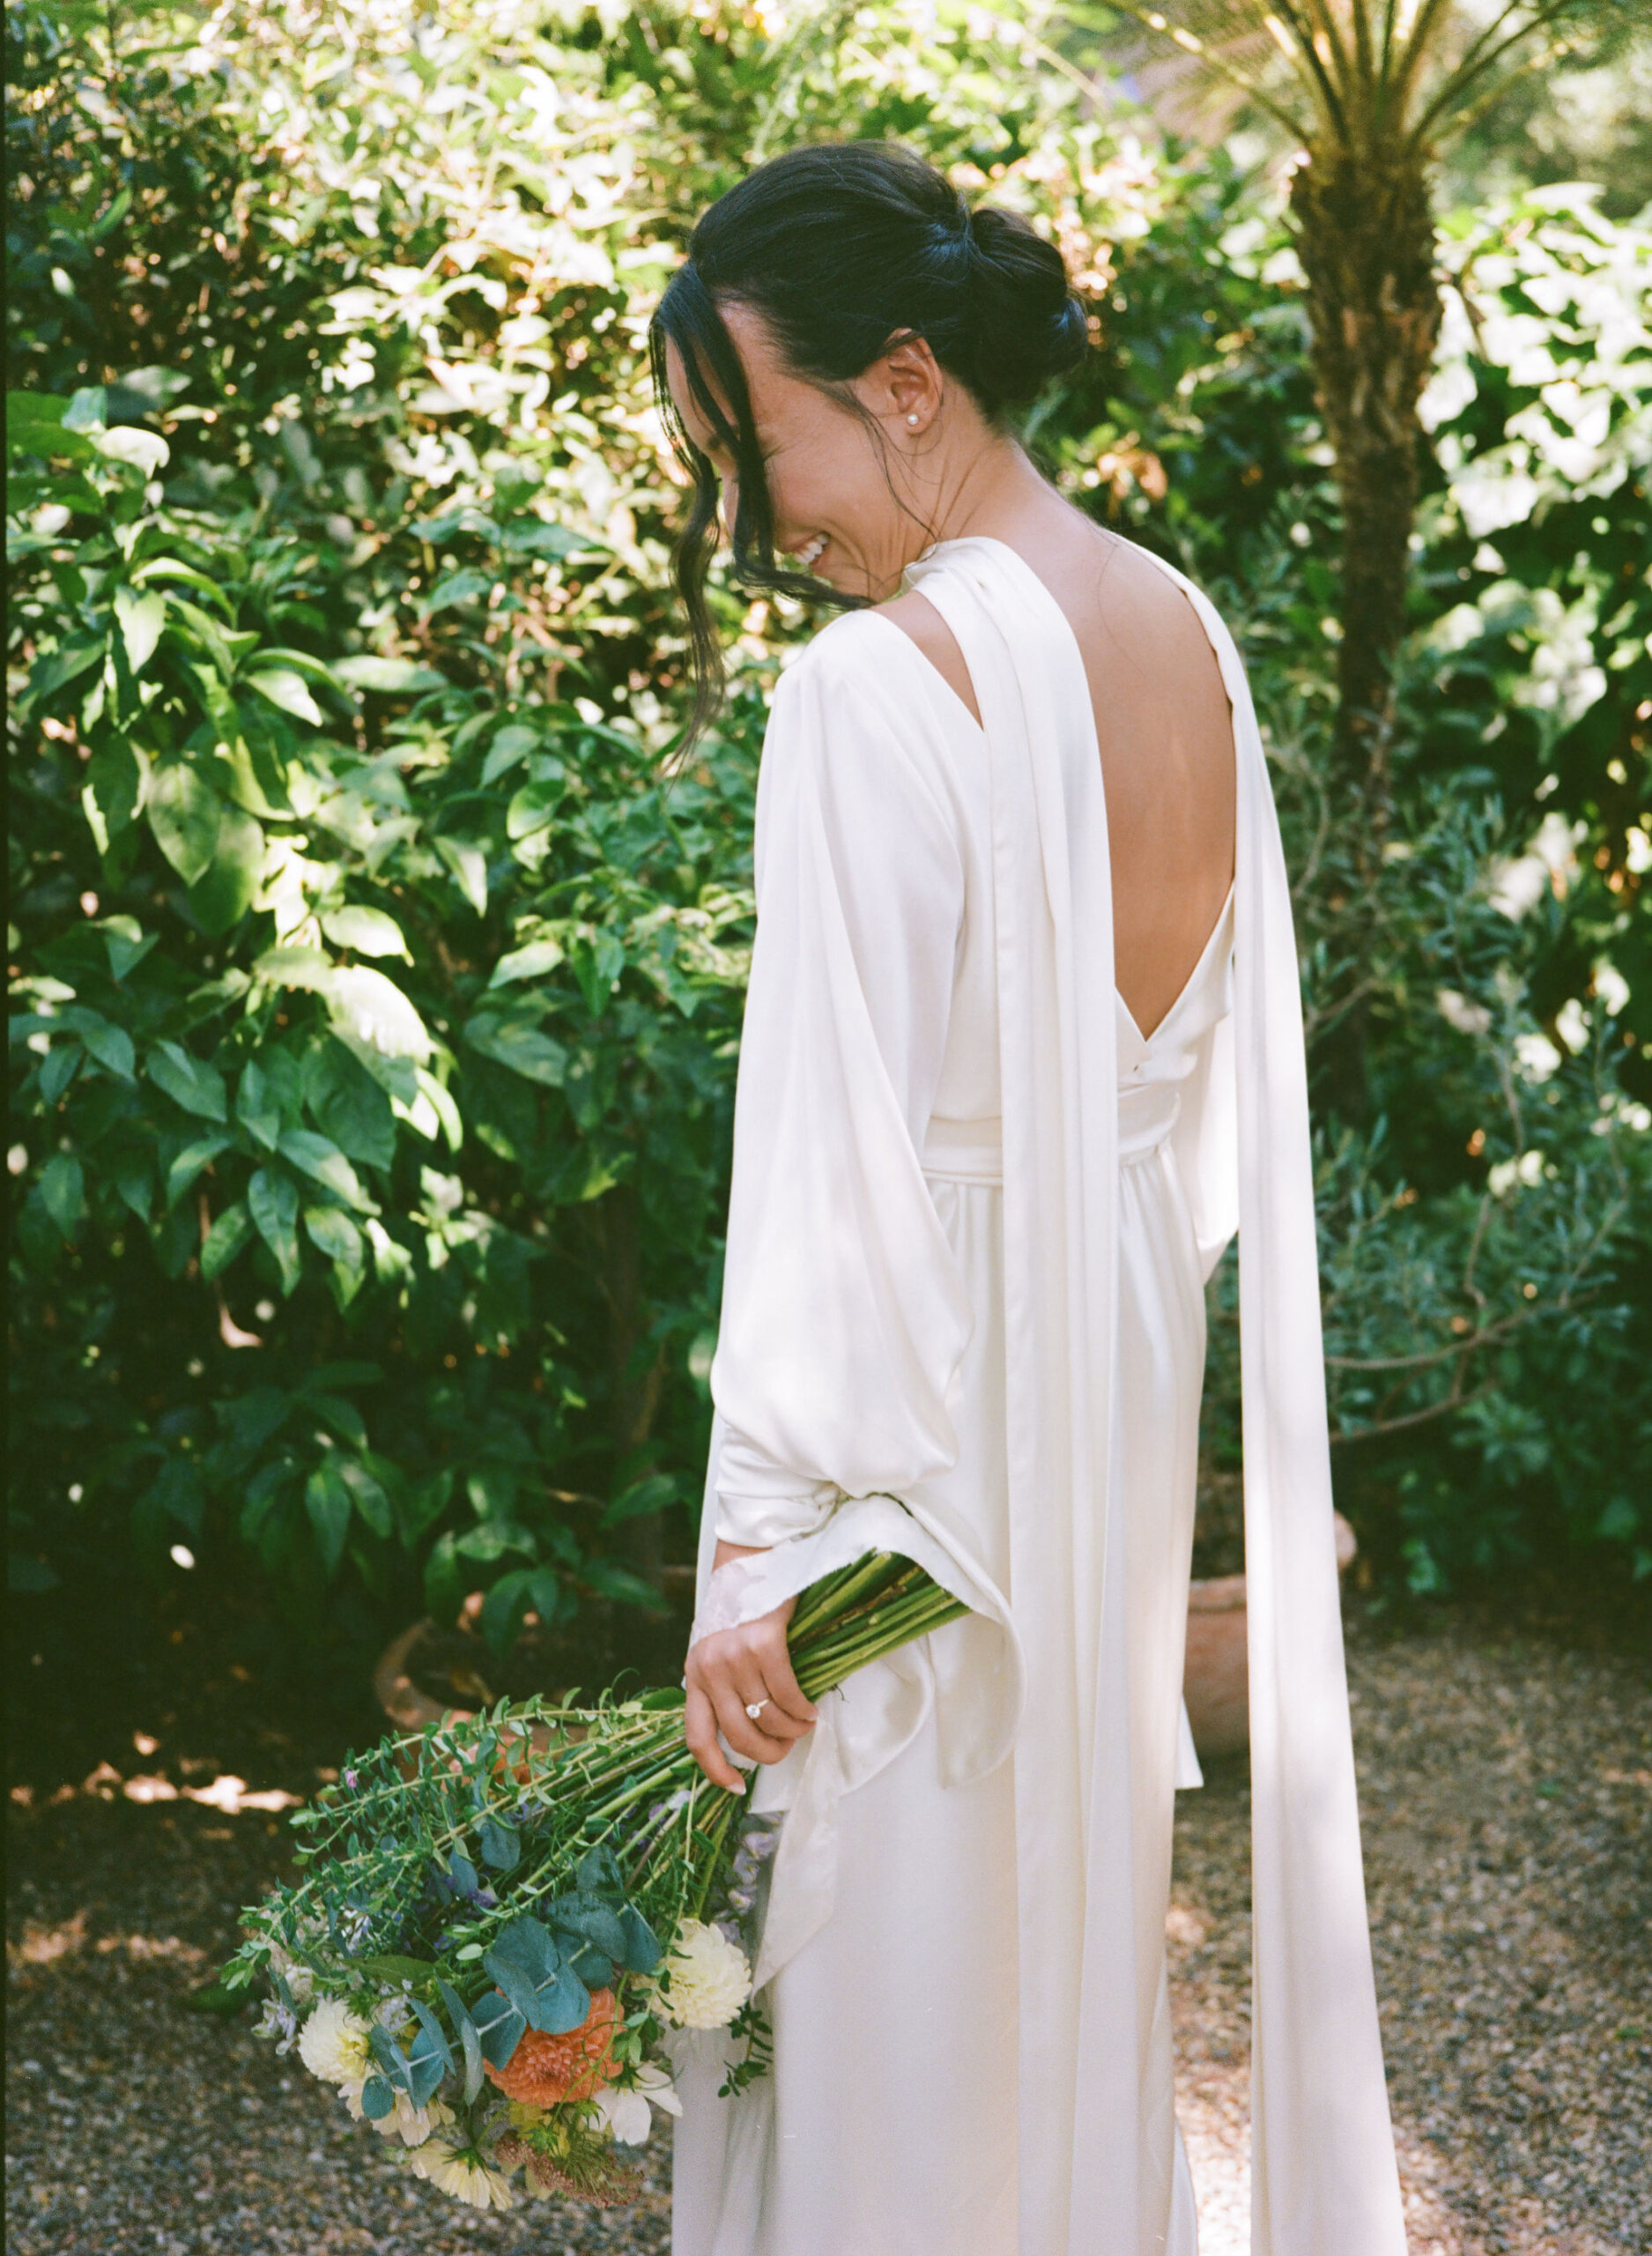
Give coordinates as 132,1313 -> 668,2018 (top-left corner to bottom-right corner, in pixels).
1169,1614 -> 1652,2255
7,1609 -> 1649,2254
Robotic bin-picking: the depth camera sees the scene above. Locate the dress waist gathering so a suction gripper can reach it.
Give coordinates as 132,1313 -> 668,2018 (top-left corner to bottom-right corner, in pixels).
922,1080 -> 1183,1184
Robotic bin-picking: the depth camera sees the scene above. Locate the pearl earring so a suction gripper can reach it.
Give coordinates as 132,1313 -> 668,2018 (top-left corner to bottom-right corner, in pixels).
906,412 -> 920,427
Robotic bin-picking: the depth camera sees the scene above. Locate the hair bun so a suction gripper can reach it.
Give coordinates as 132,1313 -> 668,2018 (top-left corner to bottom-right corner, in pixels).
963,203 -> 1088,408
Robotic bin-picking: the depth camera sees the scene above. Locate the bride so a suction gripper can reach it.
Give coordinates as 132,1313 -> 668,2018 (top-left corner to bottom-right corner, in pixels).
648,140 -> 1406,2256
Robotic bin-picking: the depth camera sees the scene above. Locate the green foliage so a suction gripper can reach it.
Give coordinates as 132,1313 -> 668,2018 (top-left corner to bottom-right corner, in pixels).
7,0 -> 1649,1634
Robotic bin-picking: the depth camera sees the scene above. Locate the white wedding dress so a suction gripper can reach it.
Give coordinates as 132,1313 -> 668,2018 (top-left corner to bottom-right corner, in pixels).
670,538 -> 1406,2256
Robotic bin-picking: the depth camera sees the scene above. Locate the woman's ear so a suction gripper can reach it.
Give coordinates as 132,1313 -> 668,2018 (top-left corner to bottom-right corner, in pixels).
862,333 -> 945,435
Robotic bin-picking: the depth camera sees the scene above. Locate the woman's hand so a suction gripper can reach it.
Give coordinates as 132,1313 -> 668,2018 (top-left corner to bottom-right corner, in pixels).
684,1540 -> 819,1791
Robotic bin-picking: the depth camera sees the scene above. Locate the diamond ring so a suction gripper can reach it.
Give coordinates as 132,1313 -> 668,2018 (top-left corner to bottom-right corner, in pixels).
745,1698 -> 769,1720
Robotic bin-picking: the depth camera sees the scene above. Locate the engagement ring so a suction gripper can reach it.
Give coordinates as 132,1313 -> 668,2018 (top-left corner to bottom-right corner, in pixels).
745,1698 -> 769,1719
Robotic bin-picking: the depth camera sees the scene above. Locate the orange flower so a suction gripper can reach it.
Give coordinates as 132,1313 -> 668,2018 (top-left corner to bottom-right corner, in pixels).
484,1988 -> 619,2105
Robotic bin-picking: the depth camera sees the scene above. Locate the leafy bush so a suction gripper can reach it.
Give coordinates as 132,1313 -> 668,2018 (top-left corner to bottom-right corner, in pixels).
7,0 -> 1648,1647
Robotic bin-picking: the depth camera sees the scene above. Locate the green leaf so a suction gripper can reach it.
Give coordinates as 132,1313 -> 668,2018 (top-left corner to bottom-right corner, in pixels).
435,1978 -> 486,2104
236,1060 -> 284,1152
304,1390 -> 368,1453
93,426 -> 168,477
113,586 -> 167,676
405,2000 -> 453,2106
308,1218 -> 365,1308
147,1041 -> 227,1121
319,905 -> 409,960
488,938 -> 565,988
57,1007 -> 134,1081
305,1456 -> 352,1577
39,1154 -> 85,1239
480,725 -> 538,785
99,913 -> 156,982
303,1039 -> 396,1169
475,1814 -> 521,1873
328,967 -> 433,1063
187,803 -> 264,936
506,779 -> 562,842
500,520 -> 606,560
181,1977 -> 248,2019
423,1530 -> 463,1625
391,1472 -> 448,1553
425,567 -> 493,615
359,2074 -> 396,2122
8,390 -> 96,463
481,1567 -> 536,1659
147,761 -> 222,886
464,1014 -> 567,1087
337,1452 -> 391,1537
569,931 -> 626,1016
245,668 -> 323,726
415,1067 -> 463,1152
367,2022 -> 412,2095
167,1134 -> 231,1207
82,742 -> 144,852
583,1558 -> 669,1611
130,555 -> 234,617
278,1130 -> 374,1212
304,1203 -> 365,1273
201,1200 -> 256,1280
435,835 -> 488,916
617,1903 -> 663,1975
468,1985 -> 527,2073
603,1471 -> 678,1527
39,1042 -> 82,1105
248,1168 -> 301,1295
330,654 -> 445,694
254,945 -> 336,993
29,635 -> 106,706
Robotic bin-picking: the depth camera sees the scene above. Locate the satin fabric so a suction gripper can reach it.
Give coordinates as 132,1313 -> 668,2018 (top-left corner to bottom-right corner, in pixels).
672,537 -> 1405,2255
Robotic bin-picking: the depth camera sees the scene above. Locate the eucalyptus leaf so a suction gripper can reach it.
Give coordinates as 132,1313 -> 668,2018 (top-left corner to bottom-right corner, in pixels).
468,1985 -> 527,2073
359,2074 -> 396,2121
436,1978 -> 486,2104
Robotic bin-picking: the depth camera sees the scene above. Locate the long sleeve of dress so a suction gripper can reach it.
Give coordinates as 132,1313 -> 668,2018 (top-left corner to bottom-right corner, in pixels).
709,616 -> 975,1549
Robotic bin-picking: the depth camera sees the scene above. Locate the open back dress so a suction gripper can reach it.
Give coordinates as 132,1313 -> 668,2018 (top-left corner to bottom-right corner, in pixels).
668,537 -> 1407,2256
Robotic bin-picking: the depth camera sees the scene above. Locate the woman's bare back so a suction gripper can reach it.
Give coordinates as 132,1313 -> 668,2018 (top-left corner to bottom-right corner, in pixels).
883,514 -> 1237,1039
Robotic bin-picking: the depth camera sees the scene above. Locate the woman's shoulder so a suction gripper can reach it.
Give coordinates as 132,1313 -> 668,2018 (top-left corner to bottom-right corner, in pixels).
773,604 -> 978,741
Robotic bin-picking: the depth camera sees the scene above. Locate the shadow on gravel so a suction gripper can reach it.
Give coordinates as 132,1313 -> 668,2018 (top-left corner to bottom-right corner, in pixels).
6,1565 -> 1649,2254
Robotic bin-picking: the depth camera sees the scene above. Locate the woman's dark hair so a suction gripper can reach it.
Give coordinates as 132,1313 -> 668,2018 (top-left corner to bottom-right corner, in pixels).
649,140 -> 1087,743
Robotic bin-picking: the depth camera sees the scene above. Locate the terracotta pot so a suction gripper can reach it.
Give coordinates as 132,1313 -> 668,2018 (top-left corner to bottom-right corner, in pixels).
1182,1510 -> 1358,1758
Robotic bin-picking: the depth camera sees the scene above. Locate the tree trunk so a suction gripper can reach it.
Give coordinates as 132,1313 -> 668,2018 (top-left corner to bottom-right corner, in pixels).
1290,138 -> 1442,1119
1291,138 -> 1442,837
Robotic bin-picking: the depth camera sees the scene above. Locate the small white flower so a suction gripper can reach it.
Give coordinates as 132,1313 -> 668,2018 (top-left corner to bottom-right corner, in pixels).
407,2135 -> 516,2210
253,1998 -> 299,2052
592,2063 -> 682,2146
297,1997 -> 374,2086
593,2084 -> 651,2144
652,1919 -> 751,2030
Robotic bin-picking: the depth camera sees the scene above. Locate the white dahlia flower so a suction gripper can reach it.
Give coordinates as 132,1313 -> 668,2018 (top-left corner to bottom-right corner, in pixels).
407,2135 -> 517,2210
655,1919 -> 751,2030
297,1998 -> 374,2086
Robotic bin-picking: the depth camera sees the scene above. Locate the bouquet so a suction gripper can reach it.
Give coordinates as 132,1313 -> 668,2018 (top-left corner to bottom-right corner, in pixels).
219,1549 -> 966,2211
